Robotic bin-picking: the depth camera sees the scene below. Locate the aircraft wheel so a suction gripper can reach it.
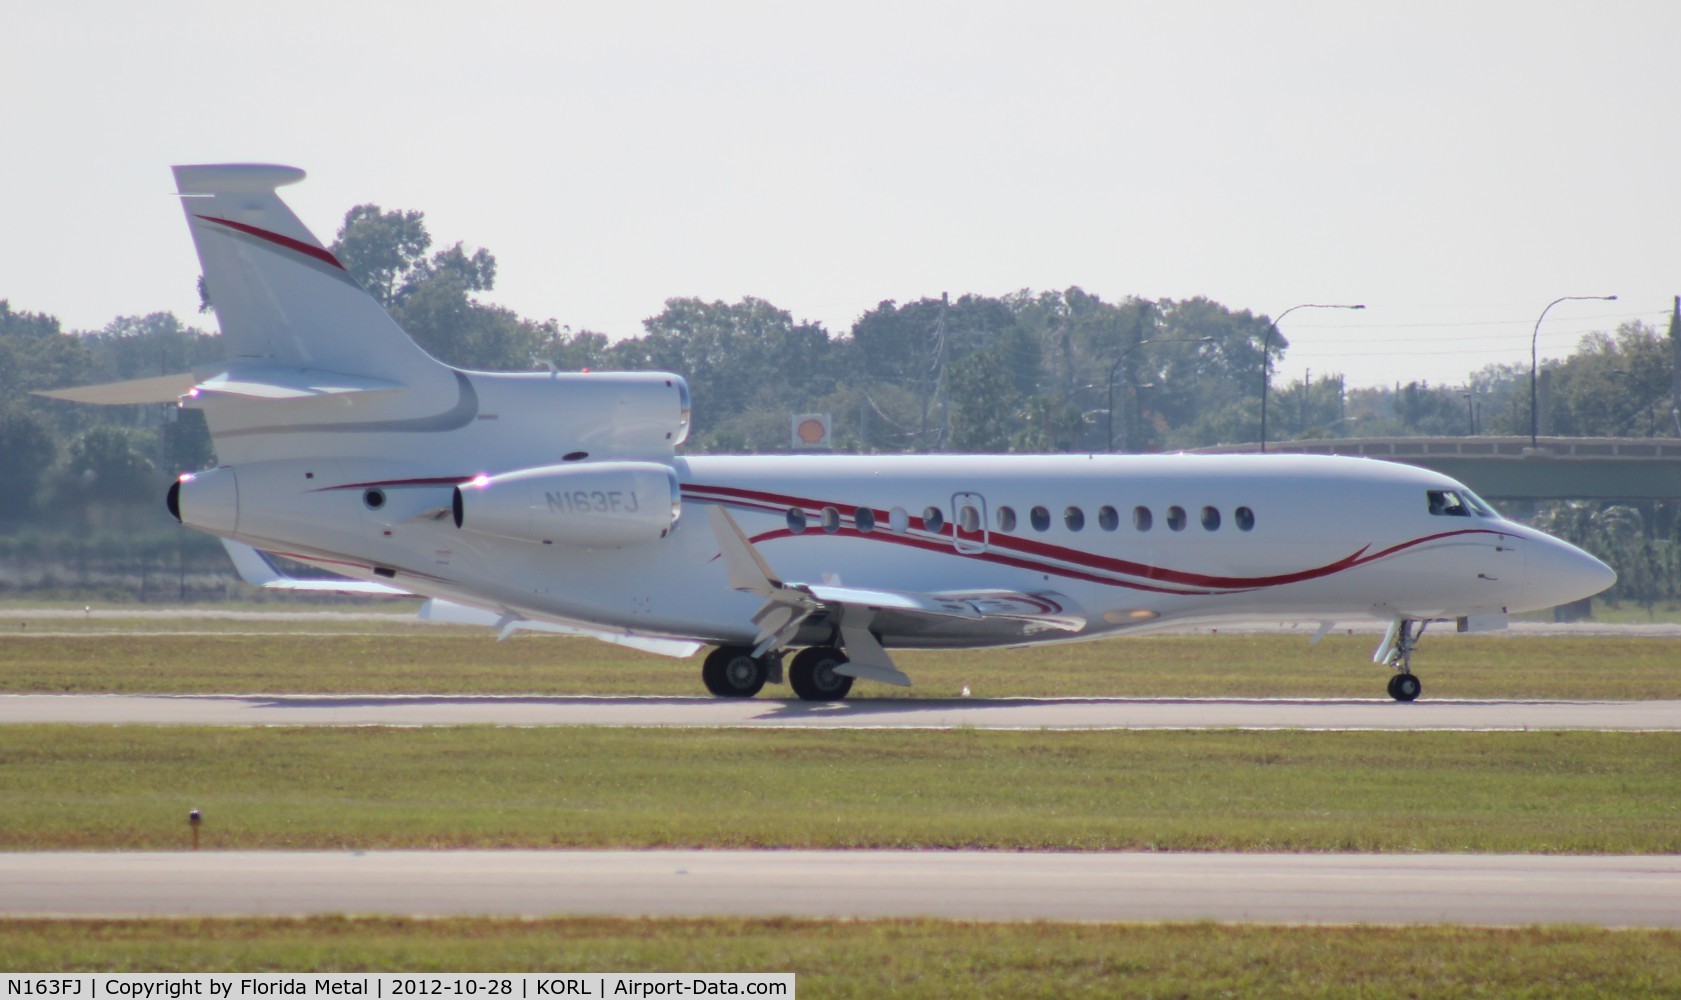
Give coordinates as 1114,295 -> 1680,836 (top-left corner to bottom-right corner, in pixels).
789,646 -> 853,702
702,646 -> 767,698
1388,673 -> 1421,703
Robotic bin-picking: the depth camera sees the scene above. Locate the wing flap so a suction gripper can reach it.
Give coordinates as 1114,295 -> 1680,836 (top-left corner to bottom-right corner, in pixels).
221,540 -> 414,596
418,599 -> 703,659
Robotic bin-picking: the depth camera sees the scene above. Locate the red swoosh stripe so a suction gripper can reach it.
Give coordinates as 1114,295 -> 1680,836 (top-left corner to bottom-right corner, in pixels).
682,481 -> 1514,595
195,215 -> 346,271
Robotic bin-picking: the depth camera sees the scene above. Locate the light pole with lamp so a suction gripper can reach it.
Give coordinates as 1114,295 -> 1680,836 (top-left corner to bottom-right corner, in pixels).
1531,294 -> 1617,448
1260,303 -> 1365,452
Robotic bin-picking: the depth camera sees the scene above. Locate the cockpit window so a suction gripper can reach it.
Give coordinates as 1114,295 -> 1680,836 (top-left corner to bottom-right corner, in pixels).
1427,490 -> 1473,517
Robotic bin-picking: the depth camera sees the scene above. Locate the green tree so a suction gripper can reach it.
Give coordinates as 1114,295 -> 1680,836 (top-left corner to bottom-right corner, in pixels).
59,426 -> 159,504
328,206 -> 540,371
610,297 -> 836,450
1549,322 -> 1672,437
332,205 -> 432,307
0,300 -> 92,395
0,405 -> 57,524
946,346 -> 1023,452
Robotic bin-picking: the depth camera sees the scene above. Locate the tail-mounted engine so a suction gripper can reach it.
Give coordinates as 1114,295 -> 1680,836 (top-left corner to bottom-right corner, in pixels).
452,461 -> 681,548
167,467 -> 239,534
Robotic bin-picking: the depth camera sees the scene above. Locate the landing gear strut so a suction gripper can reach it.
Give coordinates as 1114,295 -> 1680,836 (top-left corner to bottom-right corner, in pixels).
1378,619 -> 1427,702
701,645 -> 770,698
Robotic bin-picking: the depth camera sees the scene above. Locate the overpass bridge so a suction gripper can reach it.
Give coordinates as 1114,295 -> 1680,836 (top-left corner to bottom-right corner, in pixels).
1193,437 -> 1681,501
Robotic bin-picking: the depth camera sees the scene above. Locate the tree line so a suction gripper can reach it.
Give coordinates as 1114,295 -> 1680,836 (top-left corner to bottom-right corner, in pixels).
3,201 -> 1678,609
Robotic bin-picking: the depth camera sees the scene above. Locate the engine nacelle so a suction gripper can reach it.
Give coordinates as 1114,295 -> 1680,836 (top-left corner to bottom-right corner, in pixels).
167,466 -> 239,535
452,461 -> 681,548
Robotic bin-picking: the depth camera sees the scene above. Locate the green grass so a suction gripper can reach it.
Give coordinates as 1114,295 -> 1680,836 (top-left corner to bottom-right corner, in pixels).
1,917 -> 1678,997
3,628 -> 1680,699
1,726 -> 1675,852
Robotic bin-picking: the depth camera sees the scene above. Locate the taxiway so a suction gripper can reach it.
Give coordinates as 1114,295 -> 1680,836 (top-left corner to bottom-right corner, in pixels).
1,693 -> 1676,730
1,850 -> 1676,926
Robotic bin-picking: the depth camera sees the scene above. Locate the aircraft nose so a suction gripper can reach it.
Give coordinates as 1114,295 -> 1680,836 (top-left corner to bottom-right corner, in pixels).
1521,535 -> 1616,611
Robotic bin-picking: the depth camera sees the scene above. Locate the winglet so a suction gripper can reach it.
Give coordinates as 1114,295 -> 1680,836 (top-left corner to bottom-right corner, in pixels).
707,506 -> 784,596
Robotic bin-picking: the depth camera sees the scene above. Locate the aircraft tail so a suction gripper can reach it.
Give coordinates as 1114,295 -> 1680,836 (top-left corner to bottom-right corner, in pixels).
173,164 -> 445,384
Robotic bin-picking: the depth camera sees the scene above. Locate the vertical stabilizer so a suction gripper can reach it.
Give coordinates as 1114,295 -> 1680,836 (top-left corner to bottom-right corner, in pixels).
173,164 -> 446,384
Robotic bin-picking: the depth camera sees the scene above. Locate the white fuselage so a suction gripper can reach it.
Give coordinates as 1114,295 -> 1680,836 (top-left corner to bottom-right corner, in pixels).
218,449 -> 1605,650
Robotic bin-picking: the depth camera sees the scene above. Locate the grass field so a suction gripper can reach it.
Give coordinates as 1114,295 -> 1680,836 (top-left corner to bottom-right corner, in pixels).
1,917 -> 1678,997
1,726 -> 1675,852
4,624 -> 1681,699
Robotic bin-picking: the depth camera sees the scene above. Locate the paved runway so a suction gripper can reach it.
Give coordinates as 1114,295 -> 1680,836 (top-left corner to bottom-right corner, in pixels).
2,850 -> 1676,926
1,692 -> 1677,730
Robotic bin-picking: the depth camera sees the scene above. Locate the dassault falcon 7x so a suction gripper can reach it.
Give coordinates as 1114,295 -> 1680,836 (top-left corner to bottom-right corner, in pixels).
49,164 -> 1616,702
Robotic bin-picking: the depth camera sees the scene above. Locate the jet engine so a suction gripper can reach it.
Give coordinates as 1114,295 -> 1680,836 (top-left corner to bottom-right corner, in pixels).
166,467 -> 239,535
452,461 -> 681,548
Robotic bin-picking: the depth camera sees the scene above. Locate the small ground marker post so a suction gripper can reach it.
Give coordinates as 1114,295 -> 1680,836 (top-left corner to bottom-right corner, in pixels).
189,809 -> 202,851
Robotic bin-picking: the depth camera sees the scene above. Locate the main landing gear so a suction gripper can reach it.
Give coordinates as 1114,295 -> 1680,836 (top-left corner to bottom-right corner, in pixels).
788,646 -> 853,702
1376,619 -> 1428,702
701,646 -> 769,698
700,644 -> 854,702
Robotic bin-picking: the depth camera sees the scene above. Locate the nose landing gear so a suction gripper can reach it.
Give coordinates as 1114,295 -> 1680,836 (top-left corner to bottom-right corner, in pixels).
1375,618 -> 1428,702
1386,672 -> 1422,702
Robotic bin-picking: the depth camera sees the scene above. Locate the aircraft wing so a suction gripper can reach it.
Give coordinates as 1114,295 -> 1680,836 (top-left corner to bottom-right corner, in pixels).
221,539 -> 414,596
707,507 -> 1084,685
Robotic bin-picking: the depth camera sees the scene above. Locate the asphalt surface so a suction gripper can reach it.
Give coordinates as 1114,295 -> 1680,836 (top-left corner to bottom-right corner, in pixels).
2,850 -> 1675,926
2,692 -> 1677,730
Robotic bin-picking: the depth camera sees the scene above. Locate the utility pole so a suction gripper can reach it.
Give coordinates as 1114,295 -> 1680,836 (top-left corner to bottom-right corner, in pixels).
1670,295 -> 1681,436
933,292 -> 949,452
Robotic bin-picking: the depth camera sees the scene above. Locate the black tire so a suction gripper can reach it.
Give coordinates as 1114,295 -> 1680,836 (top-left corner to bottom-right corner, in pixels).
702,646 -> 767,698
1389,673 -> 1421,702
789,646 -> 854,702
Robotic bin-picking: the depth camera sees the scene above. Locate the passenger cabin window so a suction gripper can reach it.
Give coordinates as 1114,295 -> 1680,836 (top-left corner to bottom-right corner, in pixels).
997,506 -> 1017,532
1030,506 -> 1051,531
786,508 -> 807,533
959,504 -> 983,533
922,506 -> 945,533
1201,506 -> 1221,531
1166,506 -> 1187,532
1134,506 -> 1153,532
1098,505 -> 1119,531
821,506 -> 842,533
854,507 -> 876,533
1064,506 -> 1085,531
1235,506 -> 1256,531
889,506 -> 910,533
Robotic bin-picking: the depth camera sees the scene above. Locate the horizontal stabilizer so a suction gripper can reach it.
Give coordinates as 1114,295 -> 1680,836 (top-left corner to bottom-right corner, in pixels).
418,599 -> 703,659
221,540 -> 413,596
35,364 -> 406,407
35,373 -> 197,405
191,365 -> 406,400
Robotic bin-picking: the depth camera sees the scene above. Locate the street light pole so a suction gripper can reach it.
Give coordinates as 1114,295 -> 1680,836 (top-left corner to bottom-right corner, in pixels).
1260,303 -> 1365,452
1531,294 -> 1618,448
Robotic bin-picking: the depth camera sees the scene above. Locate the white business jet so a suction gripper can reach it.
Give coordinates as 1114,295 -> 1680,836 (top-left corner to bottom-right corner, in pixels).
50,165 -> 1615,702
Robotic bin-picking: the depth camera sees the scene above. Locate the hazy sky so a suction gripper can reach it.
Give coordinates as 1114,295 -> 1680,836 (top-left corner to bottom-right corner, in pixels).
5,1 -> 1676,388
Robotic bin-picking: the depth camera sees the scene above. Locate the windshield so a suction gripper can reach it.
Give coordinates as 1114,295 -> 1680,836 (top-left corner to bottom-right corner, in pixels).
1427,488 -> 1500,519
